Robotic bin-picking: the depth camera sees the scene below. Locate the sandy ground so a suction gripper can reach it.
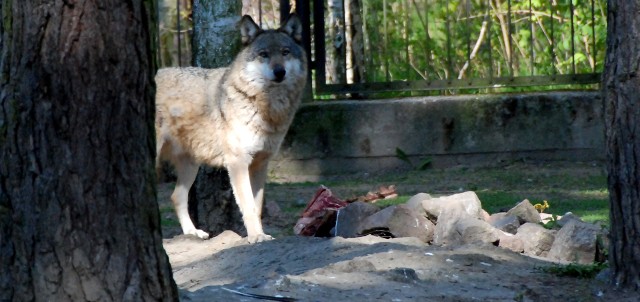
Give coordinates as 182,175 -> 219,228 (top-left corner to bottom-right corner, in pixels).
159,162 -> 638,301
165,234 -> 635,302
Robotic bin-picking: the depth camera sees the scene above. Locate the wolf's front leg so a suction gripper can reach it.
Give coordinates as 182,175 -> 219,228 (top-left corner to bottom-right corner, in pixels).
228,161 -> 272,243
249,159 -> 269,219
172,158 -> 210,239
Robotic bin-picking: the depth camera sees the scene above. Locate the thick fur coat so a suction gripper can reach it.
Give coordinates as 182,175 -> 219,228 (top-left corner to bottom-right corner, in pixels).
155,15 -> 307,243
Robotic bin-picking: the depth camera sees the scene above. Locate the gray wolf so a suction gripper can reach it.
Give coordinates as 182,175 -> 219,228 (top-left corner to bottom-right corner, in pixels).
155,14 -> 307,243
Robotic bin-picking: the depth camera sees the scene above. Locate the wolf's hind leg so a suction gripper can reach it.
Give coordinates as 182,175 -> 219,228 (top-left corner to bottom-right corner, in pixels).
171,157 -> 209,239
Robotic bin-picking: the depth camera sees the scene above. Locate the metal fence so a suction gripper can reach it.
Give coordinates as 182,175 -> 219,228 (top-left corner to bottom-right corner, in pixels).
159,0 -> 605,96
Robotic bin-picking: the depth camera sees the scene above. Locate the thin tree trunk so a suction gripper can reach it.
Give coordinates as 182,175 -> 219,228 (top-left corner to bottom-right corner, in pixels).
327,0 -> 346,84
346,0 -> 365,84
0,0 -> 178,300
188,0 -> 246,236
602,0 -> 640,291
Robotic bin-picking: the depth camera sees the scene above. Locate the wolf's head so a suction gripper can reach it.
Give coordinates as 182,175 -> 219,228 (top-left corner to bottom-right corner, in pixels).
236,14 -> 307,86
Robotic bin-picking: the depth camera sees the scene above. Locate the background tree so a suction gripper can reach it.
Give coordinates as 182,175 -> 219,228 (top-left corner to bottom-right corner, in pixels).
0,0 -> 178,300
188,0 -> 246,236
602,0 -> 640,291
327,0 -> 347,84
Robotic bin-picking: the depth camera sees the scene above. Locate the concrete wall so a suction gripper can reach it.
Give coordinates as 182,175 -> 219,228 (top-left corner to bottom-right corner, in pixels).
269,91 -> 603,181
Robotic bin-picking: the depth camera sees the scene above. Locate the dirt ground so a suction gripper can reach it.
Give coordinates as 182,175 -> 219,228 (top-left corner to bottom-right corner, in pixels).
160,162 -> 638,301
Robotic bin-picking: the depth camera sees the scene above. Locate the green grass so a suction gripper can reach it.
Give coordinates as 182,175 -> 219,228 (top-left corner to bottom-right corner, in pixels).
542,262 -> 609,279
159,206 -> 181,227
475,191 -> 609,226
214,162 -> 613,232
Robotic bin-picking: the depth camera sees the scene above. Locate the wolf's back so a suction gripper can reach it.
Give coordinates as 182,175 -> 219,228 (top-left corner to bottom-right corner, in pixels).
155,67 -> 226,111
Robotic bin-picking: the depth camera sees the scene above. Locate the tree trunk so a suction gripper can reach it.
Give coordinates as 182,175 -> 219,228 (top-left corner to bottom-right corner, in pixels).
345,0 -> 365,85
327,0 -> 346,84
192,0 -> 242,68
602,0 -> 640,291
0,0 -> 178,300
188,0 -> 246,236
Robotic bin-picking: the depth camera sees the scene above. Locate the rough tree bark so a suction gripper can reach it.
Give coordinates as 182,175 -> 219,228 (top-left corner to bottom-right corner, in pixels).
327,0 -> 346,84
188,0 -> 246,236
602,0 -> 640,291
0,0 -> 178,300
345,0 -> 365,85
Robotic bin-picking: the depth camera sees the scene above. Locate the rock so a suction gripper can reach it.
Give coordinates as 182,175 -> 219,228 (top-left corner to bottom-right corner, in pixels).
387,205 -> 435,243
385,268 -> 420,283
432,208 -> 457,245
507,199 -> 541,224
498,231 -> 524,253
433,209 -> 499,246
405,193 -> 432,215
329,259 -> 377,273
548,220 -> 602,264
487,212 -> 508,224
334,201 -> 380,238
455,217 -> 500,245
490,214 -> 520,234
515,223 -> 556,257
359,205 -> 396,231
360,205 -> 435,243
556,212 -> 582,228
539,213 -> 557,224
422,191 -> 484,221
481,209 -> 491,222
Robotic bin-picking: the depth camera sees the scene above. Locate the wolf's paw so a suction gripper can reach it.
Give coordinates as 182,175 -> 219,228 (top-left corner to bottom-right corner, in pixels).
185,228 -> 210,240
247,233 -> 273,244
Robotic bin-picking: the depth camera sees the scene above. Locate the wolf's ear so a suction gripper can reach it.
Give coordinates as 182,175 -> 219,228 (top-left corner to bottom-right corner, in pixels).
239,15 -> 262,45
280,14 -> 303,43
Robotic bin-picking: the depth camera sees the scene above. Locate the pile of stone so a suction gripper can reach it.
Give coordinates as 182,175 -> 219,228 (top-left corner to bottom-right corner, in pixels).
326,191 -> 607,264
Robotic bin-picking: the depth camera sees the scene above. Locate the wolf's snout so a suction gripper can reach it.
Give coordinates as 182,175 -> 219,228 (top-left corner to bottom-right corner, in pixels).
273,66 -> 286,82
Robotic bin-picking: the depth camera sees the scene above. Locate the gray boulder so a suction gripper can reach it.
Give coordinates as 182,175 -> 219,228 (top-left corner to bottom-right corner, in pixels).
360,205 -> 435,243
515,223 -> 556,256
490,214 -> 520,234
334,201 -> 380,238
405,193 -> 432,215
359,205 -> 396,231
556,212 -> 583,228
422,191 -> 484,221
455,216 -> 500,245
387,205 -> 435,243
488,212 -> 508,224
507,199 -> 541,224
498,231 -> 524,253
433,208 -> 499,246
548,220 -> 603,264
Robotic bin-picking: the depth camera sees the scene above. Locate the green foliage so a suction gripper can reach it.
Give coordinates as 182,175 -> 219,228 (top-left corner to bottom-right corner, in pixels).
542,262 -> 608,279
395,147 -> 432,170
159,206 -> 181,227
478,191 -> 609,226
373,195 -> 412,208
354,0 -> 606,90
158,0 -> 193,67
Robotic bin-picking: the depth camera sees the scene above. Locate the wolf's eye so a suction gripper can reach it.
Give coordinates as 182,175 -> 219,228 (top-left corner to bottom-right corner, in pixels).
282,49 -> 290,56
258,51 -> 269,58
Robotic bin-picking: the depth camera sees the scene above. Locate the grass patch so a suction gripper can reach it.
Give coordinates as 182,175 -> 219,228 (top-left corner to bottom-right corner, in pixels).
371,195 -> 412,208
542,262 -> 608,279
477,191 -> 609,226
159,206 -> 180,227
